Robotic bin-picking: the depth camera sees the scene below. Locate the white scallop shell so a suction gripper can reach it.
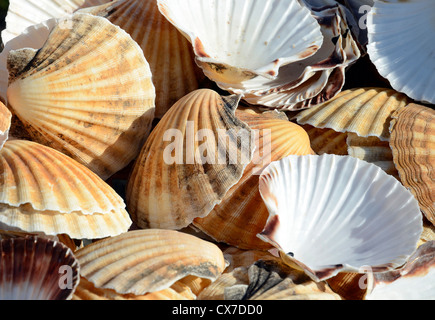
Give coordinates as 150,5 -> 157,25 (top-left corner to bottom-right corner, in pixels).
367,0 -> 435,104
157,0 -> 324,94
258,154 -> 423,282
1,0 -> 110,45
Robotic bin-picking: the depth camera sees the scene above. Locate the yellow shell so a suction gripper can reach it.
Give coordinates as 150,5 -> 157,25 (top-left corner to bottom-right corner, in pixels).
84,0 -> 206,119
126,89 -> 255,229
0,139 -> 132,239
74,229 -> 227,296
389,103 -> 435,225
193,109 -> 315,249
6,13 -> 155,180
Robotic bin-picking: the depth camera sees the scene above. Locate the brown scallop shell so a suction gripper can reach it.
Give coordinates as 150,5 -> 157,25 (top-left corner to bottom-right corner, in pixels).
295,87 -> 411,141
6,13 -> 155,180
74,229 -> 227,296
0,236 -> 80,300
302,124 -> 349,156
0,139 -> 131,239
126,89 -> 255,230
389,103 -> 434,225
83,0 -> 206,120
193,109 -> 314,249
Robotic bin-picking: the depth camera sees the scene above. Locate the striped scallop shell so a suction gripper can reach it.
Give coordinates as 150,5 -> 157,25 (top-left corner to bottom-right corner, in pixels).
74,229 -> 227,295
193,109 -> 315,250
347,133 -> 399,179
258,154 -> 423,282
126,89 -> 255,230
366,241 -> 435,300
6,13 -> 155,180
84,0 -> 206,120
1,0 -> 111,45
295,87 -> 411,141
389,103 -> 435,225
0,139 -> 132,239
367,0 -> 435,104
0,236 -> 79,300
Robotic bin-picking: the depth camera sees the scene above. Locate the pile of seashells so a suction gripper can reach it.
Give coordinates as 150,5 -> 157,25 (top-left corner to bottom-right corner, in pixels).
0,0 -> 433,300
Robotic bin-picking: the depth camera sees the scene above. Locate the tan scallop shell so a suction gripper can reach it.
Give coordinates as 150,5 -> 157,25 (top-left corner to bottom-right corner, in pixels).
0,236 -> 80,300
193,109 -> 315,250
83,0 -> 206,120
0,101 -> 11,150
347,133 -> 399,179
126,89 -> 255,230
74,229 -> 227,295
295,87 -> 411,141
389,103 -> 435,225
73,277 -> 196,300
0,139 -> 132,239
6,13 -> 155,180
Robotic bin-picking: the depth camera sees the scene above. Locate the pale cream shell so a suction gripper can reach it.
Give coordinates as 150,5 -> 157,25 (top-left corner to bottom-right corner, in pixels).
6,13 -> 156,180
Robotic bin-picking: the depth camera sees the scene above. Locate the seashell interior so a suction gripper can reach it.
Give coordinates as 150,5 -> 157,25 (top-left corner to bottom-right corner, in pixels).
0,236 -> 80,300
74,229 -> 227,296
367,0 -> 435,104
258,154 -> 423,282
6,13 -> 156,180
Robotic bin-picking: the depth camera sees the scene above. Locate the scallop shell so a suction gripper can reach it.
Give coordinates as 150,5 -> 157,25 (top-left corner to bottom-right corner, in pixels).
83,0 -> 206,120
157,0 -> 323,85
347,133 -> 399,179
0,139 -> 132,239
73,277 -> 196,300
193,109 -> 315,250
239,3 -> 360,110
367,0 -> 435,104
74,229 -> 227,295
126,89 -> 255,230
0,101 -> 11,150
1,0 -> 111,45
0,236 -> 80,300
258,154 -> 423,282
294,87 -> 411,141
6,13 -> 156,180
389,103 -> 435,225
366,241 -> 435,300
